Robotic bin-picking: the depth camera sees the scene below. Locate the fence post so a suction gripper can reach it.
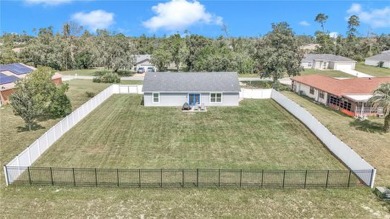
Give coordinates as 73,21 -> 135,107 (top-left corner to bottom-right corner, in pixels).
369,169 -> 376,188
50,167 -> 54,185
160,169 -> 163,188
282,170 -> 286,188
325,170 -> 329,188
3,166 -> 10,186
347,170 -> 352,188
139,169 -> 141,188
218,169 -> 221,187
116,169 -> 119,187
182,169 -> 184,188
28,167 -> 32,185
196,169 -> 199,187
72,168 -> 76,186
261,170 -> 264,188
95,168 -> 98,187
240,169 -> 243,188
304,170 -> 308,189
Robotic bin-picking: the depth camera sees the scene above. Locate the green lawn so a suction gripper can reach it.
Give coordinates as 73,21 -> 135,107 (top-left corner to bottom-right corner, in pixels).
356,63 -> 390,77
282,91 -> 390,186
34,95 -> 343,170
299,69 -> 354,78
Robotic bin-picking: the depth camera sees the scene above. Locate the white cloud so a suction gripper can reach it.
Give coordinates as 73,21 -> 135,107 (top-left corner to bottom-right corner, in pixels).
329,32 -> 339,38
25,0 -> 73,6
299,21 -> 310,26
143,0 -> 223,31
71,10 -> 114,31
347,3 -> 390,28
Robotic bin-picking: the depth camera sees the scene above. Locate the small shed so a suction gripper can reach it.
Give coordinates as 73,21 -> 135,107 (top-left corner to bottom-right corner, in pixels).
142,72 -> 241,107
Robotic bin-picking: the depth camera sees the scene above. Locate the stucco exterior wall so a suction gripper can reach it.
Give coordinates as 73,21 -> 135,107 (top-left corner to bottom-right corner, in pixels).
292,82 -> 328,105
365,59 -> 390,68
144,92 -> 240,107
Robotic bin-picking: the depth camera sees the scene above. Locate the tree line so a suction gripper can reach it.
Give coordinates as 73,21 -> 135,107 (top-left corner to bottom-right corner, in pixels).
1,14 -> 389,78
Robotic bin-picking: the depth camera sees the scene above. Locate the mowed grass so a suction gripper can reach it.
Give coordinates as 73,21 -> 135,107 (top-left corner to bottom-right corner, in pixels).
356,63 -> 390,77
59,68 -> 103,76
282,91 -> 390,186
0,80 -> 110,173
299,68 -> 354,78
34,95 -> 343,170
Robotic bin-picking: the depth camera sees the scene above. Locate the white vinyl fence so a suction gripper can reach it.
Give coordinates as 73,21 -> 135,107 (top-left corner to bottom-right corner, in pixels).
4,85 -> 142,185
4,87 -> 376,188
271,90 -> 376,187
240,89 -> 272,99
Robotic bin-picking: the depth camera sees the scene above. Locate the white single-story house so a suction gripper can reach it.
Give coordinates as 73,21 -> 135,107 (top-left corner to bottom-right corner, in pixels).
142,72 -> 241,107
291,74 -> 390,117
301,54 -> 356,70
133,54 -> 156,72
364,50 -> 390,68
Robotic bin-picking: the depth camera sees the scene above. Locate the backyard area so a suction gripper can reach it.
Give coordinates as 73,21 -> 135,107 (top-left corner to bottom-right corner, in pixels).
299,68 -> 354,78
34,95 -> 343,170
1,82 -> 389,218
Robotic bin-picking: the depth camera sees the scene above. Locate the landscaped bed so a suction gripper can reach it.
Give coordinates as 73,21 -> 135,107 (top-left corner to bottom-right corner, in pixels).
33,95 -> 344,170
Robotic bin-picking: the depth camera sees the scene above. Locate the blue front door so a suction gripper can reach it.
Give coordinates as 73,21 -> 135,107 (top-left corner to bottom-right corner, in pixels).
188,94 -> 200,106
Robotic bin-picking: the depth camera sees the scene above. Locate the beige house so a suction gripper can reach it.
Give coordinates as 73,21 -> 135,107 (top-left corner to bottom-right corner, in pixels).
301,54 -> 356,70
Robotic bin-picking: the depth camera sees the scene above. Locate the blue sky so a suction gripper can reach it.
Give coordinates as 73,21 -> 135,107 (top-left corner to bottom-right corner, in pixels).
1,0 -> 389,37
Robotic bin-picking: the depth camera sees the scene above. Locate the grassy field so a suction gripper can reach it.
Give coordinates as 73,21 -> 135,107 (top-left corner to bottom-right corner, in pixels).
299,68 -> 354,78
34,95 -> 343,170
356,63 -> 390,77
282,91 -> 390,186
59,68 -> 103,76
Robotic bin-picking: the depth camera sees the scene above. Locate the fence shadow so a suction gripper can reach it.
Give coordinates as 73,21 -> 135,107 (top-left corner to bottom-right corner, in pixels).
349,119 -> 384,133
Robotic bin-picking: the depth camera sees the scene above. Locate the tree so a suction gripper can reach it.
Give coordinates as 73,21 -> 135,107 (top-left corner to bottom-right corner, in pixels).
167,34 -> 184,71
10,67 -> 72,130
368,83 -> 390,132
315,13 -> 328,32
255,22 -> 303,84
184,34 -> 211,71
347,15 -> 360,40
151,46 -> 172,71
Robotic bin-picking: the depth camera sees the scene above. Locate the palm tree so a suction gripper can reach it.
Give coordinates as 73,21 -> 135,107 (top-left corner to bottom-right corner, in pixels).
315,13 -> 328,32
369,83 -> 390,132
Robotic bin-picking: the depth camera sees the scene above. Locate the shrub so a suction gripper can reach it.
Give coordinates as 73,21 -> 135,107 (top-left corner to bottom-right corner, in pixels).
93,72 -> 120,83
85,91 -> 95,98
378,61 -> 384,68
116,70 -> 133,76
94,70 -> 110,76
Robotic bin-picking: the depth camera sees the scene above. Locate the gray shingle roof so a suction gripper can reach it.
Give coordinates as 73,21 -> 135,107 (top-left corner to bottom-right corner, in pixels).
302,54 -> 356,62
365,52 -> 390,61
135,55 -> 151,64
142,72 -> 241,93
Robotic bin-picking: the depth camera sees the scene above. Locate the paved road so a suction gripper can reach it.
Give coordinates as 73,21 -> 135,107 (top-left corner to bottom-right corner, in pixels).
63,75 -> 272,82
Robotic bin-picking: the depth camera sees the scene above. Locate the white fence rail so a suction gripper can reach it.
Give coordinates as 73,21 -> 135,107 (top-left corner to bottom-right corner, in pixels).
4,87 -> 376,188
4,85 -> 142,185
271,90 -> 376,187
240,89 -> 272,99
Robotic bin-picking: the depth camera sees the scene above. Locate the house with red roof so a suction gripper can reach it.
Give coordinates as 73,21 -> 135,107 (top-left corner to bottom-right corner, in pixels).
291,75 -> 390,117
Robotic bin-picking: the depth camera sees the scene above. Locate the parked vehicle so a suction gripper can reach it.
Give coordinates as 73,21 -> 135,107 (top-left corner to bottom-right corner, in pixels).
137,67 -> 145,73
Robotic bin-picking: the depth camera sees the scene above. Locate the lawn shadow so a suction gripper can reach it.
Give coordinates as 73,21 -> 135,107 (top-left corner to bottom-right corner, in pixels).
17,123 -> 45,132
349,119 -> 384,133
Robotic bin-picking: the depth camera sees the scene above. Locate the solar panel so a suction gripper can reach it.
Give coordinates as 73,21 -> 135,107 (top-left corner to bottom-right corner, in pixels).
0,74 -> 19,85
0,63 -> 33,75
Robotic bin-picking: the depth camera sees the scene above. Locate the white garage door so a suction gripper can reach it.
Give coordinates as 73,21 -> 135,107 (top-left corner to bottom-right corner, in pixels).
335,63 -> 353,70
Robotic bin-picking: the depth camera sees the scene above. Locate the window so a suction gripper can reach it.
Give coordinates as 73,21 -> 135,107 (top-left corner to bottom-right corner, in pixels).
152,93 -> 159,103
319,91 -> 325,99
309,87 -> 314,95
210,93 -> 222,103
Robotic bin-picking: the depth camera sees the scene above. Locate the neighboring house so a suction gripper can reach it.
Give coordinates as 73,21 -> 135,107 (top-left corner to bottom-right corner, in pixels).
142,72 -> 241,107
0,63 -> 62,105
301,54 -> 356,70
364,50 -> 390,68
291,74 -> 390,117
133,54 -> 156,72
